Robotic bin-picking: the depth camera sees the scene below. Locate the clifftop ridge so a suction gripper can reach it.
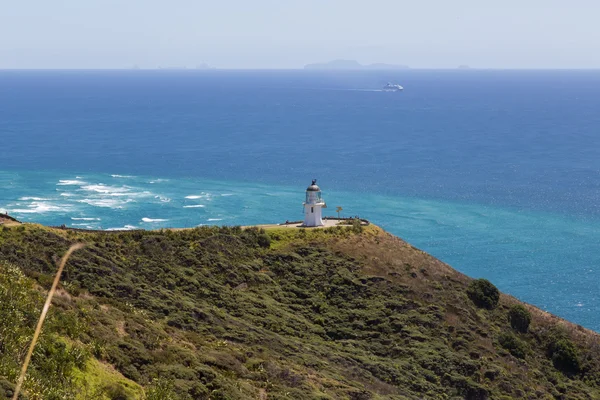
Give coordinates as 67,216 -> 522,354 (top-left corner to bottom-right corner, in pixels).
0,223 -> 598,399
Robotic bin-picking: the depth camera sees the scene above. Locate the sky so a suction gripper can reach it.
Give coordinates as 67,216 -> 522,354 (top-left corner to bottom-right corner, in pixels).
2,0 -> 600,69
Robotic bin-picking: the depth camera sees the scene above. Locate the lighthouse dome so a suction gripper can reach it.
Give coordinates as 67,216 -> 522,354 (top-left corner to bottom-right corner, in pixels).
306,179 -> 320,192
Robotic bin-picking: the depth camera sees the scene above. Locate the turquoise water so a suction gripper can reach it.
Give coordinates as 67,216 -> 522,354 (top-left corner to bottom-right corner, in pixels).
1,70 -> 600,330
2,169 -> 598,330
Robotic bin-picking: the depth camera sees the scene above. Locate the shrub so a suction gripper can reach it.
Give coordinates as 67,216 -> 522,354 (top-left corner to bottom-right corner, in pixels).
145,378 -> 179,400
103,383 -> 133,400
467,279 -> 499,310
498,332 -> 527,359
351,218 -> 363,233
549,339 -> 580,375
257,233 -> 271,248
508,305 -> 531,333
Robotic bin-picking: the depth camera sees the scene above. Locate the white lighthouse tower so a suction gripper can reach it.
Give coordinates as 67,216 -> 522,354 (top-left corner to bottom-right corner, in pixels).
303,179 -> 326,227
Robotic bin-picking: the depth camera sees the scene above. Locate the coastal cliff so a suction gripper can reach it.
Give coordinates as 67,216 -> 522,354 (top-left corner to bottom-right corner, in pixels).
0,223 -> 599,399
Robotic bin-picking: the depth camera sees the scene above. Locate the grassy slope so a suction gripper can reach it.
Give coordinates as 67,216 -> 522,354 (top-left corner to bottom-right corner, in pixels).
0,262 -> 143,399
0,223 -> 600,399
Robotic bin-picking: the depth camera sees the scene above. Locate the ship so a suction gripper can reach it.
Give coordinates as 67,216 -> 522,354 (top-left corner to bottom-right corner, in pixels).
383,82 -> 404,91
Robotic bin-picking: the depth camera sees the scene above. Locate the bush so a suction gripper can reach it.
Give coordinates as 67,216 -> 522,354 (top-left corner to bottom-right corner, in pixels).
145,378 -> 179,400
498,332 -> 527,359
257,233 -> 271,248
351,219 -> 363,234
508,305 -> 531,333
467,279 -> 500,310
549,339 -> 580,375
103,383 -> 134,400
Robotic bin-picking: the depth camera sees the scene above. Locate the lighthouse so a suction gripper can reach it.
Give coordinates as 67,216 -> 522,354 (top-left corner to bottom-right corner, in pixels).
303,179 -> 326,227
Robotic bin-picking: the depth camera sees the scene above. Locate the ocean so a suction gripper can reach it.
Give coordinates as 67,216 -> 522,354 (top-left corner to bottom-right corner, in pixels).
1,69 -> 600,330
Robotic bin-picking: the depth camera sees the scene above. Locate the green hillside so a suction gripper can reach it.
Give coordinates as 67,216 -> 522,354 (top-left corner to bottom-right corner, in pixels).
0,222 -> 600,399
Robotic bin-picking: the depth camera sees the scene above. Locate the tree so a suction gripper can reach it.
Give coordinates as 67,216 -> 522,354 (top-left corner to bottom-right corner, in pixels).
336,206 -> 343,219
508,305 -> 531,333
550,339 -> 580,375
467,279 -> 500,310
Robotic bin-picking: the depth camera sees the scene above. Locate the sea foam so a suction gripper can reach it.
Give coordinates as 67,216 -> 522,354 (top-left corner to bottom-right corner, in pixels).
77,198 -> 128,208
19,197 -> 49,201
81,184 -> 131,196
141,217 -> 168,223
71,223 -> 96,228
57,179 -> 86,186
106,225 -> 138,231
155,195 -> 171,203
9,201 -> 70,214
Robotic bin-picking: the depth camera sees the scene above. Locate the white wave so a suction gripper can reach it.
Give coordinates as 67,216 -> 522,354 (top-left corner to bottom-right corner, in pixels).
111,174 -> 135,178
149,179 -> 168,184
141,217 -> 168,223
57,179 -> 86,186
185,193 -> 212,200
80,185 -> 154,202
77,198 -> 127,208
207,218 -> 223,221
60,193 -> 74,197
71,223 -> 96,228
155,195 -> 171,203
71,217 -> 101,221
9,201 -> 70,214
183,205 -> 205,208
220,193 -> 234,197
81,184 -> 131,196
106,225 -> 138,231
19,197 -> 49,201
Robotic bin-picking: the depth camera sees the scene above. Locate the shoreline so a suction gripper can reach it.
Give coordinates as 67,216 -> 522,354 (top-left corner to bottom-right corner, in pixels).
1,215 -> 370,233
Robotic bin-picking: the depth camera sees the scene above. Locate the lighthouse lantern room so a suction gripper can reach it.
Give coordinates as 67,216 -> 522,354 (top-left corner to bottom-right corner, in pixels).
303,179 -> 326,227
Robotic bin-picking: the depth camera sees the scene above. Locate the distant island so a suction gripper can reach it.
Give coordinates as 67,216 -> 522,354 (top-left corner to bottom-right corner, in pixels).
304,59 -> 409,70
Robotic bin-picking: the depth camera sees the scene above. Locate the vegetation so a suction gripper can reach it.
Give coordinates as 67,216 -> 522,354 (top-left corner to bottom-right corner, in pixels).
498,332 -> 528,359
508,304 -> 532,333
0,262 -> 142,399
544,329 -> 582,376
551,338 -> 581,376
466,279 -> 500,310
0,223 -> 600,398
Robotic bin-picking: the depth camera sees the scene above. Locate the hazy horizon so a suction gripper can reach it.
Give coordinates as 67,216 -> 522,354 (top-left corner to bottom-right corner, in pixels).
3,67 -> 600,71
3,1 -> 600,70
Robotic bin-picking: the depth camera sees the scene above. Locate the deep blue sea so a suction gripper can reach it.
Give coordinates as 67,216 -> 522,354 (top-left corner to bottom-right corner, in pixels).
2,69 -> 600,330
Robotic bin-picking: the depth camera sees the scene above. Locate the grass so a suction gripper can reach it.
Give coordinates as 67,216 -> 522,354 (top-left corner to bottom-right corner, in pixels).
0,223 -> 600,398
73,359 -> 144,400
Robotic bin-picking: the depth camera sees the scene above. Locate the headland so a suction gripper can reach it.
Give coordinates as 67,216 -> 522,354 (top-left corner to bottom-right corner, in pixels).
0,220 -> 599,398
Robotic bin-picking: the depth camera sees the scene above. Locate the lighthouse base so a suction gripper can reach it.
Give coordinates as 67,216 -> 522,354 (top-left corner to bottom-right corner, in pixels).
303,204 -> 324,227
301,219 -> 324,227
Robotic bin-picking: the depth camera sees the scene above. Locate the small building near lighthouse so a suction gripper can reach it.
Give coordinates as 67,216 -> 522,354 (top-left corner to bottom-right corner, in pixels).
303,179 -> 326,227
